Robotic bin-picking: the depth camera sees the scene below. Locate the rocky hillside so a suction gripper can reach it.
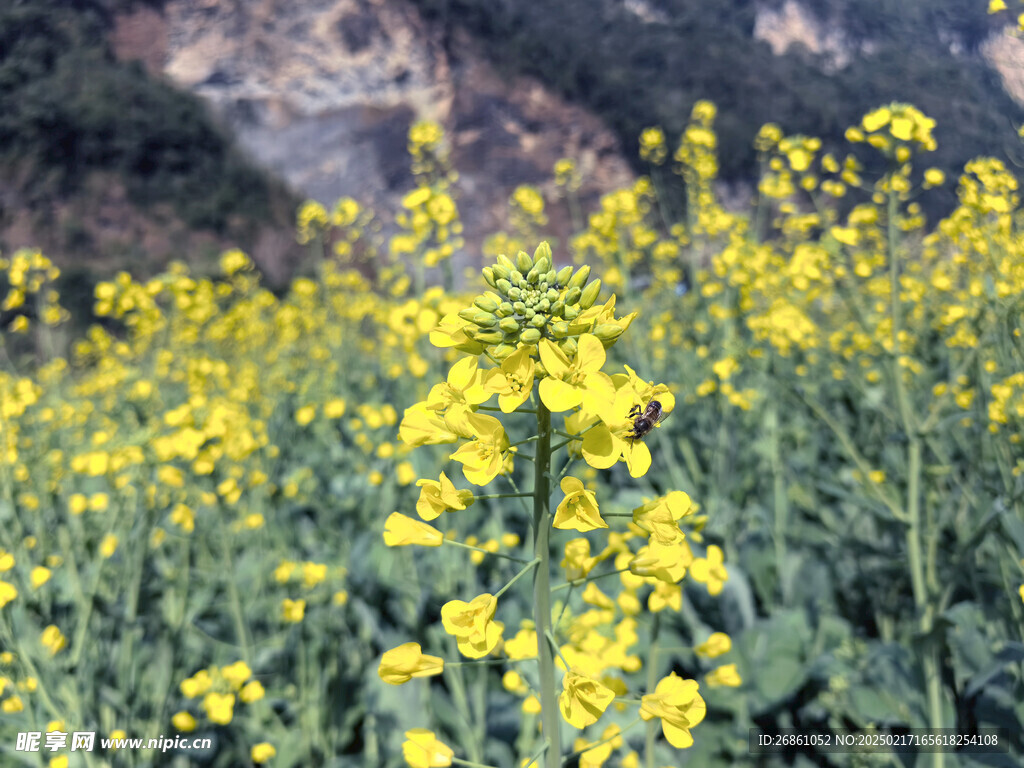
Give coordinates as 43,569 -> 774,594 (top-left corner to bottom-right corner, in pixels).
117,0 -> 635,277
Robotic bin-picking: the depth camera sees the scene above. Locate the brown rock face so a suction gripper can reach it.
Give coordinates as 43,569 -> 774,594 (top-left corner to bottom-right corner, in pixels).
158,0 -> 635,271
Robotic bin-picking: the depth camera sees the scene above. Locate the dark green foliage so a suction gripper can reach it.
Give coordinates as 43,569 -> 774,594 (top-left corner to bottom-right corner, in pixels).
0,0 -> 278,233
412,0 -> 1021,220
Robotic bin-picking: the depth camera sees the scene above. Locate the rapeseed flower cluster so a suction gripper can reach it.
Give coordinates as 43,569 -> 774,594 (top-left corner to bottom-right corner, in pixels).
385,244 -> 735,768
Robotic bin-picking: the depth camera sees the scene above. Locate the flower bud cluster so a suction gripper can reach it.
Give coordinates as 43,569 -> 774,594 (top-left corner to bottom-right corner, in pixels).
458,242 -> 617,360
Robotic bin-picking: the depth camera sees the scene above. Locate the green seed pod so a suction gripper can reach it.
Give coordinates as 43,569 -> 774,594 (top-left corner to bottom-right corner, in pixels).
524,308 -> 536,320
482,267 -> 496,288
496,254 -> 516,273
496,278 -> 512,295
531,314 -> 548,329
533,241 -> 552,265
513,301 -> 527,314
579,279 -> 602,310
550,299 -> 565,317
593,323 -> 624,342
474,329 -> 504,344
564,286 -> 582,305
520,328 -> 542,345
550,320 -> 569,338
499,317 -> 520,333
559,337 -> 578,357
567,264 -> 590,290
474,296 -> 498,313
492,264 -> 511,281
555,265 -> 574,285
498,301 -> 514,317
516,251 -> 533,273
563,306 -> 579,321
508,287 -> 522,301
472,311 -> 498,327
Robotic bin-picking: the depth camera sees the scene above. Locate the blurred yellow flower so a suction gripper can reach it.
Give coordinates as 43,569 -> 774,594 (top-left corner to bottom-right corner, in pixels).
251,743 -> 276,763
378,642 -> 445,685
281,599 -> 306,623
171,711 -> 196,732
402,729 -> 453,768
383,513 -> 443,547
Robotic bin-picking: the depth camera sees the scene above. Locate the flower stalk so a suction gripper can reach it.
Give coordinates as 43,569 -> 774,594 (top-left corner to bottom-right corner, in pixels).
531,402 -> 562,768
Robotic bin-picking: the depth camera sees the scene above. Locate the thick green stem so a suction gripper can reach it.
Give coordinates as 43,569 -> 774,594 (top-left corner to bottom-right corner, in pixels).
889,186 -> 943,767
531,403 -> 561,768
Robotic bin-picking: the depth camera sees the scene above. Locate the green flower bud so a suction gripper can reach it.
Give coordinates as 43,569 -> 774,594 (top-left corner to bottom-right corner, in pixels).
496,254 -> 516,272
533,255 -> 550,276
492,343 -> 517,359
508,286 -> 522,301
472,311 -> 498,327
492,264 -> 511,281
538,299 -> 550,312
524,308 -> 536,320
474,329 -> 504,344
564,286 -> 582,305
567,264 -> 590,290
550,299 -> 565,317
516,251 -> 533,273
499,317 -> 520,333
545,288 -> 559,301
559,338 -> 577,357
593,323 -> 624,342
516,277 -> 529,290
563,306 -> 579,321
545,270 -> 557,284
533,241 -> 552,264
520,328 -> 542,345
550,321 -> 569,338
555,265 -> 574,285
579,279 -> 602,309
496,278 -> 512,294
482,267 -> 496,288
539,282 -> 549,292
458,308 -> 478,323
498,301 -> 514,317
530,315 -> 548,329
513,301 -> 527,314
527,266 -> 541,284
474,296 -> 499,313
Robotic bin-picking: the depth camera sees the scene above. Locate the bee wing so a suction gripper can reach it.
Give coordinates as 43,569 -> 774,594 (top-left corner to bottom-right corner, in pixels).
655,408 -> 670,425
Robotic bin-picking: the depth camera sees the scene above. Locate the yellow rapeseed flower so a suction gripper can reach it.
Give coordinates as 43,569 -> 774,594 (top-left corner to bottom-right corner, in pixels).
251,743 -> 276,763
402,729 -> 453,768
553,477 -> 607,532
383,513 -> 443,547
440,594 -> 503,659
378,642 -> 445,685
559,670 -> 615,729
639,673 -> 706,748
